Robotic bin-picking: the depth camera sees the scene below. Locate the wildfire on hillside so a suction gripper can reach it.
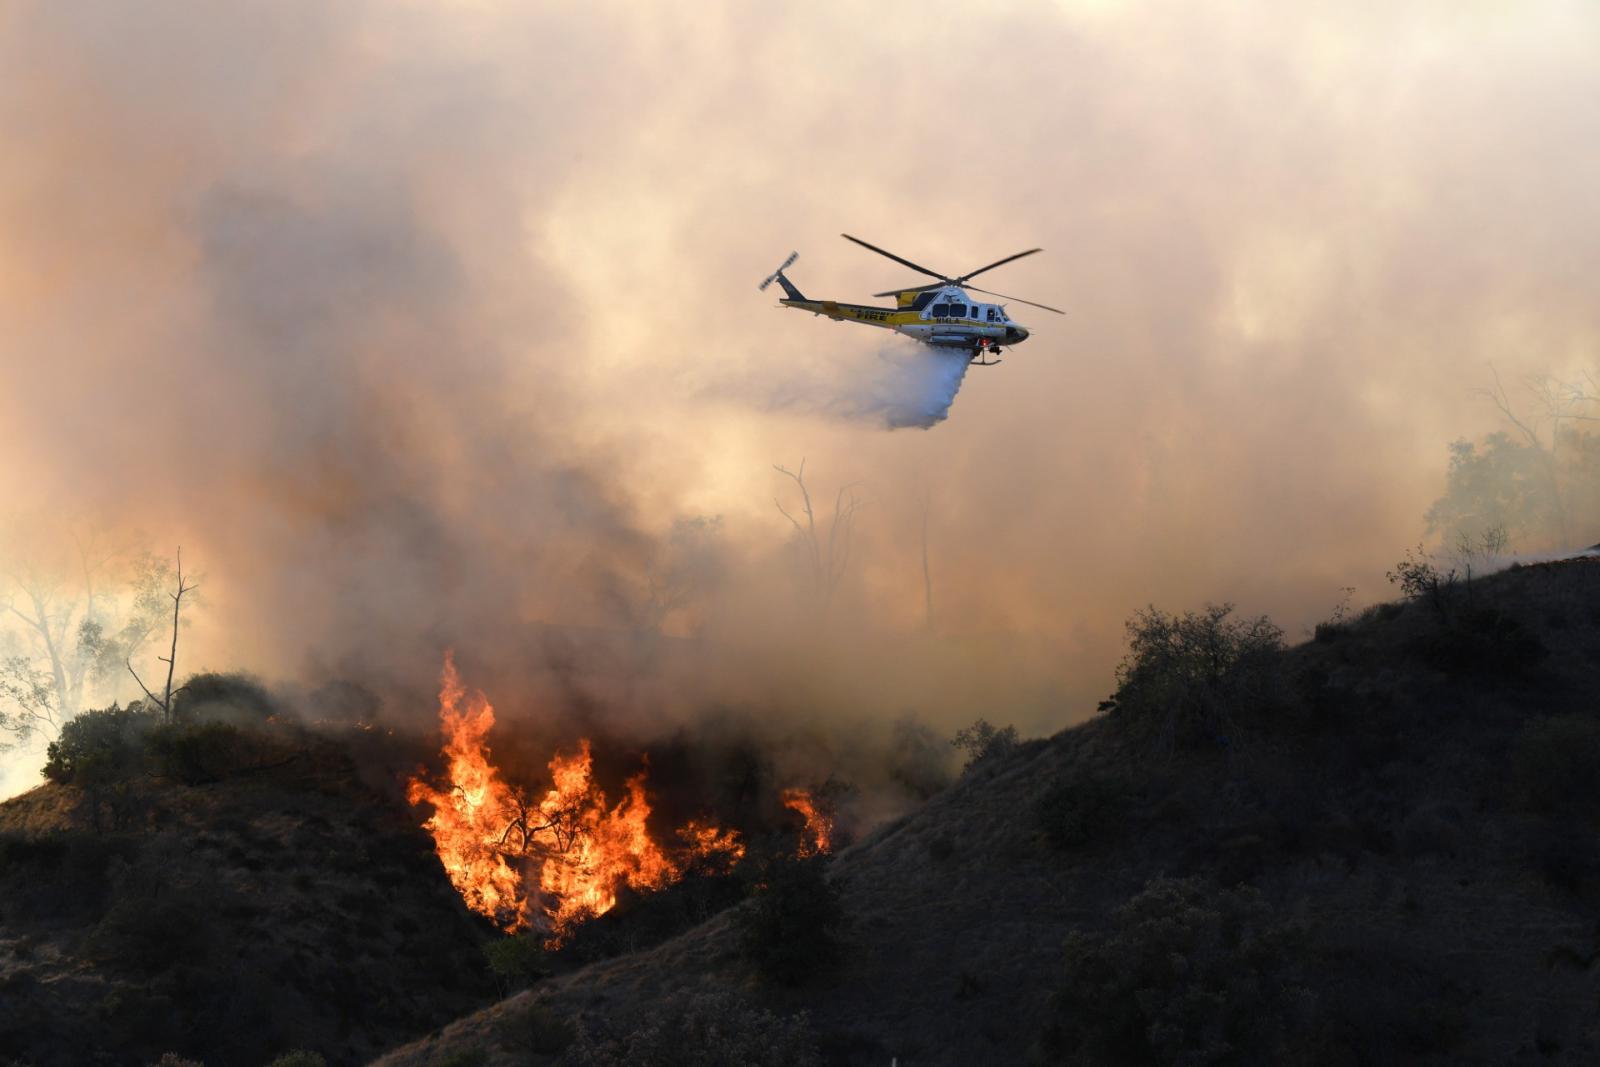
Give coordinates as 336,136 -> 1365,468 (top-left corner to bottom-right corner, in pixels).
782,787 -> 835,857
407,653 -> 746,943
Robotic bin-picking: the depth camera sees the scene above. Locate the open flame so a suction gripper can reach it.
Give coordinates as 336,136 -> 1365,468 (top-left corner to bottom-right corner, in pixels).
782,787 -> 834,857
408,653 -> 744,942
405,653 -> 532,929
531,741 -> 677,935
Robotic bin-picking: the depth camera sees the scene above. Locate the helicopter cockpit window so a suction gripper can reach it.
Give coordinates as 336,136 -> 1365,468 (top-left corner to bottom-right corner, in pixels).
986,307 -> 998,321
930,303 -> 949,317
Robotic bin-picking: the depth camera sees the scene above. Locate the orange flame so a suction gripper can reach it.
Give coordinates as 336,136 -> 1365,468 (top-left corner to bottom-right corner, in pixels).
533,742 -> 679,938
782,787 -> 834,857
678,819 -> 748,872
409,655 -> 745,943
405,652 -> 532,930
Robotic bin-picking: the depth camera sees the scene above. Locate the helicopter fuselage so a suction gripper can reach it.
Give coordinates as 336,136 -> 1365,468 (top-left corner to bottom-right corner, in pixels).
777,287 -> 1030,356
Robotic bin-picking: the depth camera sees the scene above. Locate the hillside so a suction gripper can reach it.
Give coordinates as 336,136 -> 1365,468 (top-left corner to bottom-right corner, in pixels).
0,722 -> 500,1067
374,556 -> 1600,1065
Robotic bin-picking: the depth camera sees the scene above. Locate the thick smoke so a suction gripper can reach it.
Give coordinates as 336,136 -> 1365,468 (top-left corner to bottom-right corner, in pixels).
4,2 -> 1600,799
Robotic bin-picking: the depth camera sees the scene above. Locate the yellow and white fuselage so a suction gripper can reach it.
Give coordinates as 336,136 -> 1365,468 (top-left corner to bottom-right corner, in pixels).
760,251 -> 1030,362
780,288 -> 1030,353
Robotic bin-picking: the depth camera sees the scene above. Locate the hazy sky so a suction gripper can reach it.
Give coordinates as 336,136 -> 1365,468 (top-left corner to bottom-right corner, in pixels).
3,1 -> 1598,792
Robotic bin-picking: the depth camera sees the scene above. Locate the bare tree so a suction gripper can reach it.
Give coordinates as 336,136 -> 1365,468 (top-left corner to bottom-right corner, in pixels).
126,549 -> 198,724
773,460 -> 863,614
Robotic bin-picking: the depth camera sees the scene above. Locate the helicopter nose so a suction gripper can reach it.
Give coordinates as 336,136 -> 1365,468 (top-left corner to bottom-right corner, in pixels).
1006,326 -> 1029,343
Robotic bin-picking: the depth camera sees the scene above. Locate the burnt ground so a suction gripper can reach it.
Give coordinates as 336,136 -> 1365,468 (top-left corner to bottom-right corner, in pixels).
372,557 -> 1600,1066
0,728 -> 500,1067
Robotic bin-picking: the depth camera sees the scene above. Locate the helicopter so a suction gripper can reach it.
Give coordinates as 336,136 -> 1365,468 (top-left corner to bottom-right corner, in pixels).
759,234 -> 1062,366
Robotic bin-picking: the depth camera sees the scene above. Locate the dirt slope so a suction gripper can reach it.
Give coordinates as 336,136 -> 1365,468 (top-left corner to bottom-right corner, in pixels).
0,728 -> 499,1067
373,557 -> 1600,1066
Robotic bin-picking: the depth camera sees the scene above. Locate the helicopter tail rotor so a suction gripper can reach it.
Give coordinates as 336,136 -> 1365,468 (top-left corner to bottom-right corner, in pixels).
759,252 -> 803,300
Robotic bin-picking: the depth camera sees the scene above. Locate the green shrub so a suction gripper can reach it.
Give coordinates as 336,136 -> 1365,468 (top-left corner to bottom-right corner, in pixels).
171,672 -> 277,724
1386,546 -> 1457,619
483,932 -> 549,993
1313,587 -> 1358,643
90,888 -> 215,974
737,854 -> 845,986
1512,716 -> 1600,817
1103,604 -> 1285,751
570,991 -> 820,1066
42,705 -> 158,784
1036,774 -> 1129,850
147,721 -> 244,785
265,1053 -> 325,1067
888,714 -> 953,797
1032,877 -> 1311,1066
1413,605 -> 1545,678
952,719 -> 1018,772
504,1002 -> 575,1054
1312,621 -> 1348,643
148,1056 -> 207,1067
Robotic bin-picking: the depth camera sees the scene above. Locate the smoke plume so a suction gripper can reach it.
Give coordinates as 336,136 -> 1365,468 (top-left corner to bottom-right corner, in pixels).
3,2 -> 1600,799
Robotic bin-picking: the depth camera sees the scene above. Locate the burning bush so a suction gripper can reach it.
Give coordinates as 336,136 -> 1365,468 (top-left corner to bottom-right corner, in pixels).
781,787 -> 836,857
405,654 -> 749,943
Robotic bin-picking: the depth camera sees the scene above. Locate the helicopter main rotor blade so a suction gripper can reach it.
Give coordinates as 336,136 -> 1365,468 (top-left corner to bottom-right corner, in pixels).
841,234 -> 949,282
957,247 -> 1042,283
966,285 -> 1066,315
872,281 -> 945,298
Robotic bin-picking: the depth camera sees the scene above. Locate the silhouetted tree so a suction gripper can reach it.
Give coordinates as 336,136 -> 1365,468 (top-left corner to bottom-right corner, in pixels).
0,526 -> 176,746
1427,365 -> 1600,551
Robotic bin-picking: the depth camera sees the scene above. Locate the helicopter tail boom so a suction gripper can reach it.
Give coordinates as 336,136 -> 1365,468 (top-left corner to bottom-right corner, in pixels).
758,252 -> 805,302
